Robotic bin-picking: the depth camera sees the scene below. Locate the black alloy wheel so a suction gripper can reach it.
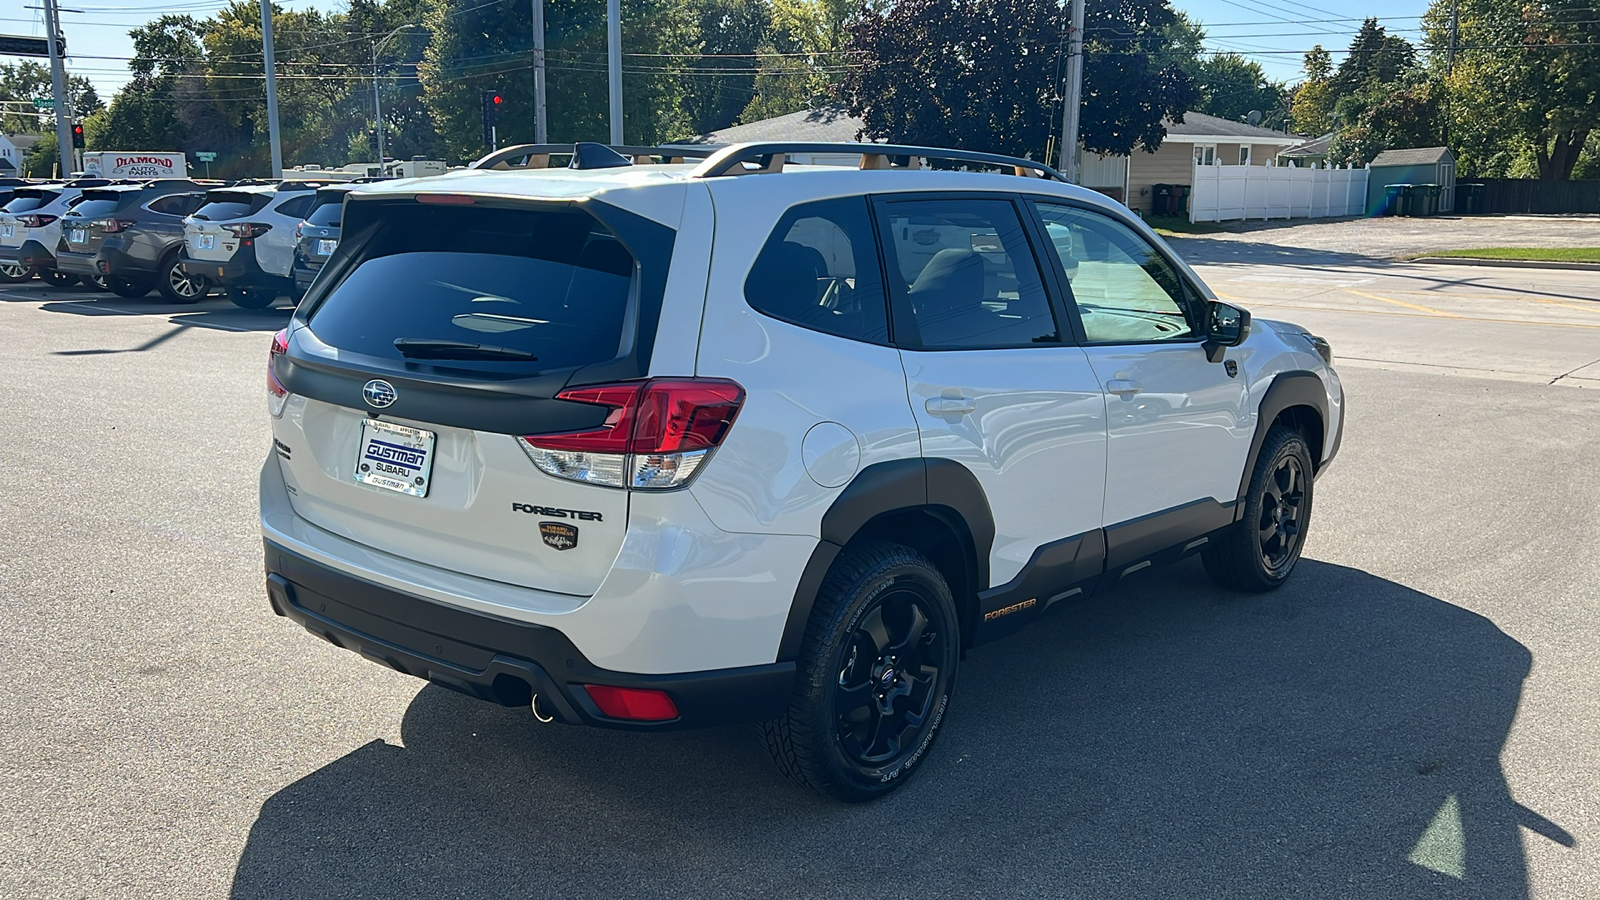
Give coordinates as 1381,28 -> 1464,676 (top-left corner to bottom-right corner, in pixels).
1257,454 -> 1307,574
84,274 -> 111,293
158,255 -> 208,304
43,269 -> 77,288
0,262 -> 32,283
1202,424 -> 1315,592
760,542 -> 960,802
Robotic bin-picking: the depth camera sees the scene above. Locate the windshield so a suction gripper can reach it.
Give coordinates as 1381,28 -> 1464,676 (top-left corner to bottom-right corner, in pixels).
192,197 -> 265,221
5,192 -> 58,213
306,198 -> 344,227
66,198 -> 124,219
308,205 -> 636,373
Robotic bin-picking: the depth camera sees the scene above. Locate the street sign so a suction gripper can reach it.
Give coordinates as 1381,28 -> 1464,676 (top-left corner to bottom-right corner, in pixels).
0,35 -> 66,58
195,152 -> 217,162
32,97 -> 52,110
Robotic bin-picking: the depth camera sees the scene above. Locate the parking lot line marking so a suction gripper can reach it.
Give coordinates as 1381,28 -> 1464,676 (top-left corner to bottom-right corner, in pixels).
1343,289 -> 1460,317
1272,305 -> 1600,331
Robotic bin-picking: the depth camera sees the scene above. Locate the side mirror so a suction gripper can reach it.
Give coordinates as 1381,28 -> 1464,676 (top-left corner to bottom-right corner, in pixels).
1203,301 -> 1250,362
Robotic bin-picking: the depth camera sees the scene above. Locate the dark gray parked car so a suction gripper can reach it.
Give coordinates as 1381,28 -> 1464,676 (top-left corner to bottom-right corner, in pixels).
291,184 -> 354,300
57,180 -> 216,301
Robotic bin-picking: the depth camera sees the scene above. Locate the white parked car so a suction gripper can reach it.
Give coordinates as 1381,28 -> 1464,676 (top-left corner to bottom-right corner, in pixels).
180,182 -> 323,308
260,142 -> 1344,801
0,179 -> 112,286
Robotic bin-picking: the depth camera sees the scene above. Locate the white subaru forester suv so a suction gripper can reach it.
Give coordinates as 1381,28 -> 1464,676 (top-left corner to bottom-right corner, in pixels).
261,142 -> 1344,802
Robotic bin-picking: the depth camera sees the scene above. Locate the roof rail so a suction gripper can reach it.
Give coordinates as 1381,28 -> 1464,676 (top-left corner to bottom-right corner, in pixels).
690,142 -> 1066,182
469,143 -> 717,171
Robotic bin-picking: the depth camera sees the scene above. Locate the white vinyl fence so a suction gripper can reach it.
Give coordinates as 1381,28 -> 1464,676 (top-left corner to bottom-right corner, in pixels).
1188,161 -> 1369,223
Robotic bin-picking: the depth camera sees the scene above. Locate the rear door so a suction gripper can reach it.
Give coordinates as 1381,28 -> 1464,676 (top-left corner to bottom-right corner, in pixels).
272,195 -> 679,596
185,191 -> 264,263
877,193 -> 1108,589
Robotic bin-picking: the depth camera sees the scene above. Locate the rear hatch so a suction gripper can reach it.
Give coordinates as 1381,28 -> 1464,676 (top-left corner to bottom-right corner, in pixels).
61,190 -> 132,256
296,189 -> 347,268
185,190 -> 270,262
0,189 -> 61,250
271,193 -> 682,595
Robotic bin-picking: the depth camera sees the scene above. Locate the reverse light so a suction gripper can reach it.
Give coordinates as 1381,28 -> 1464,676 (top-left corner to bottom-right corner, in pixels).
17,214 -> 57,228
268,328 -> 290,417
224,222 -> 272,238
520,378 -> 744,490
582,685 -> 679,721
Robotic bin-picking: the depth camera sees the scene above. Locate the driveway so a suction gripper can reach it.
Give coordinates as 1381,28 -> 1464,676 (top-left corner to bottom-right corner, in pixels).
1169,214 -> 1600,264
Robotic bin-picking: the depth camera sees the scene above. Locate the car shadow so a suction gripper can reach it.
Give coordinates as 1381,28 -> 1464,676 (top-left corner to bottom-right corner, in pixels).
37,295 -> 292,338
230,559 -> 1554,899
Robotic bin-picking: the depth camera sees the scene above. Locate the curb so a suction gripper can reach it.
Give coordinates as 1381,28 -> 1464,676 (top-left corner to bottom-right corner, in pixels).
1410,256 -> 1600,271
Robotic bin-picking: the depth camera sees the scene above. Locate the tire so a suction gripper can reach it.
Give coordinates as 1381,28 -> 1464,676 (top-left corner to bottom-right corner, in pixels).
1202,424 -> 1315,592
107,276 -> 152,298
157,253 -> 209,304
43,269 -> 77,288
0,262 -> 33,283
227,285 -> 277,309
84,274 -> 111,293
758,542 -> 960,802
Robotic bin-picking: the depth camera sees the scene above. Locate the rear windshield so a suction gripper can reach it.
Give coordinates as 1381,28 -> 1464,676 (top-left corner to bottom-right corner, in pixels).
305,197 -> 345,226
66,198 -> 124,219
307,205 -> 636,372
5,192 -> 58,213
192,193 -> 269,220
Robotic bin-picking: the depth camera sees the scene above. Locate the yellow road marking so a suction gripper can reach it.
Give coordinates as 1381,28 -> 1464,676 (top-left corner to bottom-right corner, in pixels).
1269,305 -> 1600,330
1386,288 -> 1600,315
1343,288 -> 1460,317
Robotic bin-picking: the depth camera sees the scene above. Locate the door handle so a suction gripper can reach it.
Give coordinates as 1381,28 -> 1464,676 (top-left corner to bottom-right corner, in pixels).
1106,379 -> 1142,397
926,396 -> 976,415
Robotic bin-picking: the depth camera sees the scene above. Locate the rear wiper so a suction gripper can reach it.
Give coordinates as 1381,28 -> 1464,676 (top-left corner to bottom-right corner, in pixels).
393,338 -> 538,361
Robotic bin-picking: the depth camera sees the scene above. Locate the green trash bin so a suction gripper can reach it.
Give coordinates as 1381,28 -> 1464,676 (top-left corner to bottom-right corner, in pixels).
1416,184 -> 1442,216
1456,183 -> 1485,214
1383,184 -> 1409,217
1152,183 -> 1174,216
1174,184 -> 1192,216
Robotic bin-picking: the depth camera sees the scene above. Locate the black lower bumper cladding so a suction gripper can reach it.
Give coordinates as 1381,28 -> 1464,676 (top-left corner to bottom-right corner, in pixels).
263,541 -> 794,729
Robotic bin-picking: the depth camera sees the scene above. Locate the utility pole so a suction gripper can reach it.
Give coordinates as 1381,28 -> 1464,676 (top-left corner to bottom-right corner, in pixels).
532,0 -> 548,143
607,0 -> 622,145
373,24 -> 418,171
259,0 -> 283,178
41,0 -> 73,177
1057,0 -> 1084,182
1446,0 -> 1459,72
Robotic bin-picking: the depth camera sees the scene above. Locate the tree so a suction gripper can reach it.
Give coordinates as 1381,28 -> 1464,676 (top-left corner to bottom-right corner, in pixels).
1427,0 -> 1600,180
682,0 -> 771,133
1289,46 -> 1335,135
0,62 -> 102,134
738,0 -> 853,124
842,0 -> 1197,161
1330,19 -> 1416,99
1194,53 -> 1288,128
1326,76 -> 1445,166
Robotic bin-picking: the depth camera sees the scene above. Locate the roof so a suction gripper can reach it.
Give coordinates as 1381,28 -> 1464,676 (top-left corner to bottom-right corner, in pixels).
1161,111 -> 1303,145
681,105 -> 867,146
1370,147 -> 1454,167
1282,133 -> 1334,158
4,133 -> 41,152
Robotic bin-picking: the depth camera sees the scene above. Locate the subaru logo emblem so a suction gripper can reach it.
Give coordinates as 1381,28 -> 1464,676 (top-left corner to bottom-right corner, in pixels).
362,379 -> 397,409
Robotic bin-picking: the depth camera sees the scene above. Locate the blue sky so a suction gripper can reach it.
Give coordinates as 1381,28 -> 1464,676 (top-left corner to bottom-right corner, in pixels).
4,0 -> 1437,101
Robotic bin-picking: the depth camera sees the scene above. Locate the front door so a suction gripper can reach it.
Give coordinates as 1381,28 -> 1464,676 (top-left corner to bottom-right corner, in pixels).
876,194 -> 1107,591
1031,200 -> 1252,566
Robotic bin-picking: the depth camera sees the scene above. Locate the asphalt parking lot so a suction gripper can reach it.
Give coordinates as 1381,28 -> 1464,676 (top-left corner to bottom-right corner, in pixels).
1,251 -> 1596,898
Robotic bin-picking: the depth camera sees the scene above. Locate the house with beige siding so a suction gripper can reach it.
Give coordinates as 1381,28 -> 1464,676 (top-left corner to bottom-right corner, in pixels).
1078,112 -> 1304,216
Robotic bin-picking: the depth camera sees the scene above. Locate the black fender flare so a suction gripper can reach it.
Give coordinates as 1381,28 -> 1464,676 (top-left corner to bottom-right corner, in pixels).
1236,371 -> 1329,511
775,459 -> 994,661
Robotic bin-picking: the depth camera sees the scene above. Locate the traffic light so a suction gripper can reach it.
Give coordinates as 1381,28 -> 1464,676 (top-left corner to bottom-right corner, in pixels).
71,121 -> 84,149
480,89 -> 504,148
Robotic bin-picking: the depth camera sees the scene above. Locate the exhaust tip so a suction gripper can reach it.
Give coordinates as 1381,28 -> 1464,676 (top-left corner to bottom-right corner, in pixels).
531,693 -> 555,723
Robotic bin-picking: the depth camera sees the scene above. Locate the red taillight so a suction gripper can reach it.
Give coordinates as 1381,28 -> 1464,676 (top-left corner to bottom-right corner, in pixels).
18,214 -> 56,228
268,329 -> 289,415
95,218 -> 137,233
583,685 -> 679,721
518,379 -> 743,490
224,222 -> 272,238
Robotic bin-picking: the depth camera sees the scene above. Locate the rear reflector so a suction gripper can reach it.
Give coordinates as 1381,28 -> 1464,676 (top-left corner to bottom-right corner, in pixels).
520,378 -> 743,490
583,685 -> 679,721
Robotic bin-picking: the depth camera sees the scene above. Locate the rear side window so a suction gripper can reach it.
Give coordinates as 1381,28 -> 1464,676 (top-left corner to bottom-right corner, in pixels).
147,194 -> 199,216
192,193 -> 270,220
305,197 -> 344,226
307,204 -> 638,372
273,195 -> 315,220
743,196 -> 888,343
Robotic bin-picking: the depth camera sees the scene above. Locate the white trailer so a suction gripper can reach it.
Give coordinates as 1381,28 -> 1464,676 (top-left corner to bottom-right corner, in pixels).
82,152 -> 188,179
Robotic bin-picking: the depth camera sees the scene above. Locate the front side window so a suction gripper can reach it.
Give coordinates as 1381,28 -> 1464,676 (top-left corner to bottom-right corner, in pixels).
743,196 -> 888,343
1035,202 -> 1195,344
881,197 -> 1057,349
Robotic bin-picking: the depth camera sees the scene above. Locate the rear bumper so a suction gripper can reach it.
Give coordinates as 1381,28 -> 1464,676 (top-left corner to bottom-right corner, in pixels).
0,240 -> 55,270
292,257 -> 322,292
264,540 -> 795,729
59,242 -> 158,278
181,248 -> 284,289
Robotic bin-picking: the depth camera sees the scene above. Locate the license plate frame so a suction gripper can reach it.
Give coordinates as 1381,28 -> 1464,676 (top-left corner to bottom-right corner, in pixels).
354,419 -> 436,498
69,228 -> 86,244
1,224 -> 12,238
316,238 -> 337,256
197,234 -> 215,251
